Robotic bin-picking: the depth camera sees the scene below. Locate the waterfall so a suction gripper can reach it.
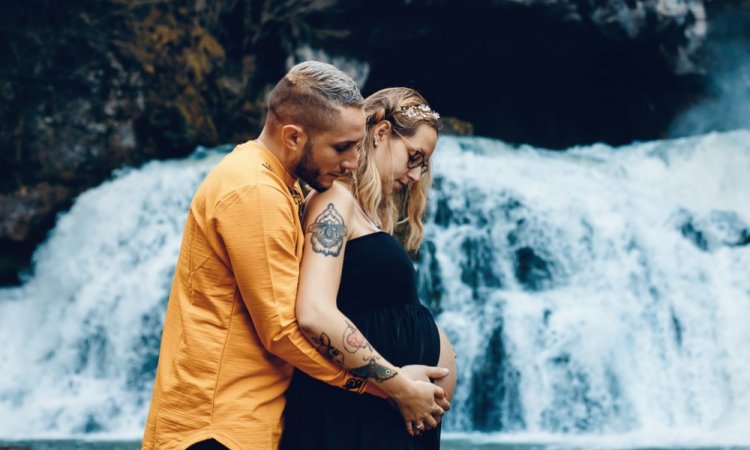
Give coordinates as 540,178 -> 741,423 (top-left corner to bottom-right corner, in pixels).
418,132 -> 750,445
1,133 -> 748,445
0,148 -> 227,438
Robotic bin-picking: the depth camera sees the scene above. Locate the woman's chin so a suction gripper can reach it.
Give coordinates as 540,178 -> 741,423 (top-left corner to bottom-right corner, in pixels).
381,180 -> 404,196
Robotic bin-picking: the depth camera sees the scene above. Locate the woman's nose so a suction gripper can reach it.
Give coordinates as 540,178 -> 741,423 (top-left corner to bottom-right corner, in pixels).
407,167 -> 422,182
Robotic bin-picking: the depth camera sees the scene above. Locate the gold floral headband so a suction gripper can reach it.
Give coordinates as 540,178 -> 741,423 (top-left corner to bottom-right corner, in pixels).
398,104 -> 440,121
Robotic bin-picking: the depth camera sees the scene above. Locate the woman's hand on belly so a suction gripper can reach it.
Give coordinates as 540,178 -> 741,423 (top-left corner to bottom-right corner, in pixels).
397,364 -> 452,429
435,325 -> 457,402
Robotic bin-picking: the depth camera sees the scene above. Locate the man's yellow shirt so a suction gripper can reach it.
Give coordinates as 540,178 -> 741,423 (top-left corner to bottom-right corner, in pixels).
142,140 -> 364,450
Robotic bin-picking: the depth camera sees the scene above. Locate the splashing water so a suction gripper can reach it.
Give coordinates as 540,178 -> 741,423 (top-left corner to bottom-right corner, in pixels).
420,132 -> 750,446
0,134 -> 748,447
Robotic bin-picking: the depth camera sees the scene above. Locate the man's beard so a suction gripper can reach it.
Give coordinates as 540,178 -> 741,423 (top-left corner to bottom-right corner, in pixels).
296,139 -> 329,192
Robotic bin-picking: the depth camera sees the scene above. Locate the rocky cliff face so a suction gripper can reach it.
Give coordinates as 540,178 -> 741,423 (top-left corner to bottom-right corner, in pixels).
0,0 -> 310,282
0,0 -> 746,283
301,0 -> 720,146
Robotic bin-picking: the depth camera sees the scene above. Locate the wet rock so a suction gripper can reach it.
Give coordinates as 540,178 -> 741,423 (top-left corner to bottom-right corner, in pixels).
460,233 -> 504,300
471,321 -> 525,431
440,117 -> 474,136
416,239 -> 445,314
0,183 -> 72,243
673,208 -> 750,251
514,246 -> 554,291
2,0 -> 747,285
0,1 -> 285,283
302,0 -> 731,148
507,216 -> 558,291
431,177 -> 454,228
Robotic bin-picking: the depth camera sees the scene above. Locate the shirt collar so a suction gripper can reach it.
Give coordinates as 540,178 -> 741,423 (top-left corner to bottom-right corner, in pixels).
254,139 -> 301,194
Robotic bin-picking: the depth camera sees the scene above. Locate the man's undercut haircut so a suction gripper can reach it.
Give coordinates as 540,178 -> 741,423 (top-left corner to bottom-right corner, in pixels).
268,61 -> 364,134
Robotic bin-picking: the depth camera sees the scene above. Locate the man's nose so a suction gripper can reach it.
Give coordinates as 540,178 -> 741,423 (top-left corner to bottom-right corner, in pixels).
341,150 -> 358,172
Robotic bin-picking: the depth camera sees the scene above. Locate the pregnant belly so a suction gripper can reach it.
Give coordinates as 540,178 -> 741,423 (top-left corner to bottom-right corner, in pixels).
347,303 -> 441,369
436,324 -> 457,402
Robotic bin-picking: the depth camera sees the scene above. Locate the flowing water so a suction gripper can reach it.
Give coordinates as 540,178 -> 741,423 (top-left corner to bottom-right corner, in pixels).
1,133 -> 748,448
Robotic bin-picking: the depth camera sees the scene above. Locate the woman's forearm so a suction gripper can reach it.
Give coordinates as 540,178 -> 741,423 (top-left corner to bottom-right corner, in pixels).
297,303 -> 402,385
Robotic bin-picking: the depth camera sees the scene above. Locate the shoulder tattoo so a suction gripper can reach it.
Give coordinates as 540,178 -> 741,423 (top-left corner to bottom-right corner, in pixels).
307,203 -> 347,257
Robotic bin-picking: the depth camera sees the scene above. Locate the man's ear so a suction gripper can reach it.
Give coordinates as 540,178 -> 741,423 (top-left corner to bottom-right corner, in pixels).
281,124 -> 308,152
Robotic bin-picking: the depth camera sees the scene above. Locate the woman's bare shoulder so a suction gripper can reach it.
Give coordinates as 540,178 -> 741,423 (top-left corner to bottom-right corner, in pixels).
303,181 -> 356,225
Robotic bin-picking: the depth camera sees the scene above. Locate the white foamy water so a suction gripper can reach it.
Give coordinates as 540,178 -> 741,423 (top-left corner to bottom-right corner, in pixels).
421,131 -> 750,445
0,148 -> 226,439
0,133 -> 748,447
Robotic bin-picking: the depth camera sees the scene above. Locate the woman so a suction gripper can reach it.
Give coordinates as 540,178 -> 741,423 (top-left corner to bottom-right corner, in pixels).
281,88 -> 457,450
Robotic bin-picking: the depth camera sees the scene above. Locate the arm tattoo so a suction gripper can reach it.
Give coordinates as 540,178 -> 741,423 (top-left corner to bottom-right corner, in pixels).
308,203 -> 347,257
311,332 -> 344,366
343,320 -> 373,354
343,373 -> 367,391
351,356 -> 398,383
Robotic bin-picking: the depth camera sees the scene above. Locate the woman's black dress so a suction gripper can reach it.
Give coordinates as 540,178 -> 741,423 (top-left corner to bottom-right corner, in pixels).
281,231 -> 442,450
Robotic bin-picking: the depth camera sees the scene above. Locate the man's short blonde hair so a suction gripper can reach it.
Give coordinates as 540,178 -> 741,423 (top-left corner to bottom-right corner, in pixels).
267,61 -> 364,134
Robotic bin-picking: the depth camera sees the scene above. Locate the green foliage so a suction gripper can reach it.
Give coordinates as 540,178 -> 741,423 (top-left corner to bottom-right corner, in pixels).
120,4 -> 227,150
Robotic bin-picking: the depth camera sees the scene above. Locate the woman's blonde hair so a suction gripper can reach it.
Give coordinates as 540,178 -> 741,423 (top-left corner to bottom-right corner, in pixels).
352,87 -> 440,253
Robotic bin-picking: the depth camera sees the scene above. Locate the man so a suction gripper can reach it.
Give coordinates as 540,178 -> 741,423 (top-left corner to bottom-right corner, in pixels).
143,61 -> 449,450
